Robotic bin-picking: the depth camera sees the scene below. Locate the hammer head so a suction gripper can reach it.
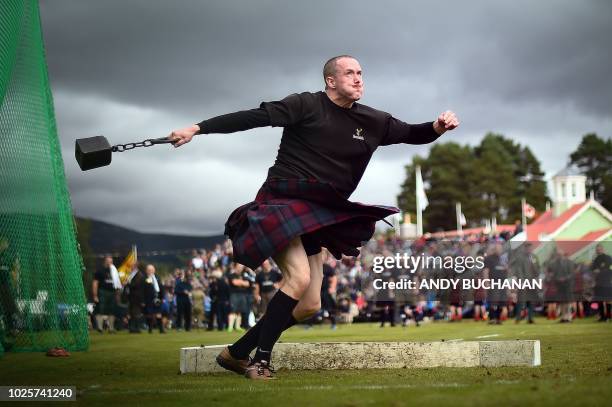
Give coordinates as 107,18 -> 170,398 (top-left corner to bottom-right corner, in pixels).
75,136 -> 112,171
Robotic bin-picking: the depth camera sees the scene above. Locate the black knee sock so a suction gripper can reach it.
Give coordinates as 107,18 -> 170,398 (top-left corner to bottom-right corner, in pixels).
253,290 -> 299,364
229,312 -> 297,360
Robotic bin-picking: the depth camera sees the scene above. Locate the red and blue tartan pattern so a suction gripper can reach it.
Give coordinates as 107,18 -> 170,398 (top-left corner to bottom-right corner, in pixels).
224,178 -> 399,269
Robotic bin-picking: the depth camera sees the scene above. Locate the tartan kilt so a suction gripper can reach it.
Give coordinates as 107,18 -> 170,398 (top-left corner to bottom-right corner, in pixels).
224,178 -> 399,269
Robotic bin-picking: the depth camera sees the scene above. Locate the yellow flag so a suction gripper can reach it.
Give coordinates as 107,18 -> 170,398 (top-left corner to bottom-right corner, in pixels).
117,246 -> 137,284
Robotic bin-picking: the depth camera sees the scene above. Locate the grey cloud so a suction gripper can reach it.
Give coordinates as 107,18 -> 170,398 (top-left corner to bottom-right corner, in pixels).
41,1 -> 612,116
37,0 -> 612,234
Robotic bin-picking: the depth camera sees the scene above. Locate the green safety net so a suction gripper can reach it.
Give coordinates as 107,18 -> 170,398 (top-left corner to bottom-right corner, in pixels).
0,0 -> 89,354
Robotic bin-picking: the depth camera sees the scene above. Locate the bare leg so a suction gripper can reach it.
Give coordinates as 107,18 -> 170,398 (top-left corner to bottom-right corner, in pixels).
273,237 -> 312,299
449,305 -> 456,321
108,315 -> 116,332
288,251 -> 324,321
235,314 -> 242,330
227,244 -> 322,361
228,313 -> 237,331
95,315 -> 104,332
474,305 -> 481,320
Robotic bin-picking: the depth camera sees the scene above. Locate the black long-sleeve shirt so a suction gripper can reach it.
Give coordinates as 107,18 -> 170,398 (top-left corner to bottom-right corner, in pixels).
197,91 -> 440,198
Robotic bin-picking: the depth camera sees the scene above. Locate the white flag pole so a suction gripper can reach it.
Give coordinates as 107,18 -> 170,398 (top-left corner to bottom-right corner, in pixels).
521,198 -> 526,229
456,202 -> 462,234
416,183 -> 422,237
416,165 -> 427,237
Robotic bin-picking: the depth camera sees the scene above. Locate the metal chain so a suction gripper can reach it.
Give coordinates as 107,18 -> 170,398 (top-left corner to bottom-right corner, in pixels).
112,139 -> 155,152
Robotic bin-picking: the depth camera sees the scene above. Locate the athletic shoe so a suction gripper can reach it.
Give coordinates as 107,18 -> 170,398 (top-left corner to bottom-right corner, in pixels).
216,347 -> 251,375
244,360 -> 276,380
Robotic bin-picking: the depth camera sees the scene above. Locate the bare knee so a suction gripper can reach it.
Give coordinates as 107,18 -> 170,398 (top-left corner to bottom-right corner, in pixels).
278,265 -> 311,298
304,300 -> 321,319
294,299 -> 321,321
289,271 -> 311,294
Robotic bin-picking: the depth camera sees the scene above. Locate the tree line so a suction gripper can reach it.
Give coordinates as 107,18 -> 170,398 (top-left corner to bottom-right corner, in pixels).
397,133 -> 611,232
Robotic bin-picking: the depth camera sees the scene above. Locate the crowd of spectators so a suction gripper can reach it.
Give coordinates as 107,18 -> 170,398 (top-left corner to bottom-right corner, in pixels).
358,235 -> 611,326
90,234 -> 612,333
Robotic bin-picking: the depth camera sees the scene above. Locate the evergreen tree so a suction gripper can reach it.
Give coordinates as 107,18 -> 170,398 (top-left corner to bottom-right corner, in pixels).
472,134 -> 517,224
397,133 -> 549,231
570,133 -> 612,210
426,143 -> 476,231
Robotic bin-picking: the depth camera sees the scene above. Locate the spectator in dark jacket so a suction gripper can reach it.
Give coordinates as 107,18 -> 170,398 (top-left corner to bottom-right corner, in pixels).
175,269 -> 193,331
592,244 -> 612,322
127,265 -> 146,333
208,267 -> 231,331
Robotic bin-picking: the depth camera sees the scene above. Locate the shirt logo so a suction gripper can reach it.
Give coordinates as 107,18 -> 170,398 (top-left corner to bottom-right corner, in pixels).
352,128 -> 364,141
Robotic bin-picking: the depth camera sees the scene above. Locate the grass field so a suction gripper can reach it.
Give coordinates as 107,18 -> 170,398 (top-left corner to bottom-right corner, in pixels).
1,318 -> 611,406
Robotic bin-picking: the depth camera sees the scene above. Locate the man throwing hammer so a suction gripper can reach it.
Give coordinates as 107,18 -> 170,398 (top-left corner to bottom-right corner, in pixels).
168,55 -> 459,379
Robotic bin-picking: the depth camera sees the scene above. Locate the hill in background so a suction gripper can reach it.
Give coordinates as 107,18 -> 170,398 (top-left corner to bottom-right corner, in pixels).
75,217 -> 225,275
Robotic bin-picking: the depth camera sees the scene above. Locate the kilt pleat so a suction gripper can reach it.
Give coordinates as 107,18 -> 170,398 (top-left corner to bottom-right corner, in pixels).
224,178 -> 398,269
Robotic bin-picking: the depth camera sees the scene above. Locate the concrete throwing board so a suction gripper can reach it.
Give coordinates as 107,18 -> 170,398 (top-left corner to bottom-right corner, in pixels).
180,340 -> 541,373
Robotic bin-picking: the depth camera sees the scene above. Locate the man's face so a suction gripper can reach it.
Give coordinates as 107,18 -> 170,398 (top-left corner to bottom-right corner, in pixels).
329,57 -> 363,101
146,265 -> 155,276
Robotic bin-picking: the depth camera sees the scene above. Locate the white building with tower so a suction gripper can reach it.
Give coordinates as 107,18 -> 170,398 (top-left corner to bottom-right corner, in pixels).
551,165 -> 588,217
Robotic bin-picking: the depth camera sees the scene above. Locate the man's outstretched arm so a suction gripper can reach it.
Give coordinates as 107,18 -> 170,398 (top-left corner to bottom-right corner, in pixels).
168,107 -> 271,148
381,110 -> 460,146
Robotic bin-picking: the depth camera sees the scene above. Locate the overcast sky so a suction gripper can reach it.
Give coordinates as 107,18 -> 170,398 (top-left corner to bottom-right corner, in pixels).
39,0 -> 612,235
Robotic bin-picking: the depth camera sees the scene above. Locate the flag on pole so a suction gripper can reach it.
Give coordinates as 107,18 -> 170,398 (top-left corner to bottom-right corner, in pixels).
117,245 -> 137,284
415,165 -> 428,237
523,201 -> 536,219
416,166 -> 428,210
456,202 -> 466,233
484,219 -> 491,234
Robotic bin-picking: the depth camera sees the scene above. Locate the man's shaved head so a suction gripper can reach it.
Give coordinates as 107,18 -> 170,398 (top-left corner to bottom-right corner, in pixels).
323,55 -> 356,89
